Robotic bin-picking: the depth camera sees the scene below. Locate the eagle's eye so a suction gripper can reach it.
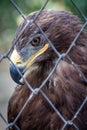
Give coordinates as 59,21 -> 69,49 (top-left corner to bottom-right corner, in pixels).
31,37 -> 40,46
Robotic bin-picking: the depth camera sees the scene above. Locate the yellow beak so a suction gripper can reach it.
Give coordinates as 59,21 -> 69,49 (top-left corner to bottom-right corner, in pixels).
10,43 -> 49,85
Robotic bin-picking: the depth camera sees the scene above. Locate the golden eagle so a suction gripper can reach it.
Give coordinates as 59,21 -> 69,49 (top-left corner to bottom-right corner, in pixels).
8,10 -> 87,130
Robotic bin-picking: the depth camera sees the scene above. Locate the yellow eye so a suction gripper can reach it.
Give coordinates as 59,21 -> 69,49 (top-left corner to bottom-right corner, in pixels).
31,37 -> 40,46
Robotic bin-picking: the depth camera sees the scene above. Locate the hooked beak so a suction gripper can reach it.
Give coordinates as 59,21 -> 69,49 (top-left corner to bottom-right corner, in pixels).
10,44 -> 49,85
10,64 -> 25,85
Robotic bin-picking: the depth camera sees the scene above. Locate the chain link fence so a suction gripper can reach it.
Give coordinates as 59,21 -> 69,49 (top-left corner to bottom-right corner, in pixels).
0,0 -> 87,130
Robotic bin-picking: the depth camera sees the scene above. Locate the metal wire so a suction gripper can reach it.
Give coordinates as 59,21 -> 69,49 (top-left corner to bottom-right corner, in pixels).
0,0 -> 87,130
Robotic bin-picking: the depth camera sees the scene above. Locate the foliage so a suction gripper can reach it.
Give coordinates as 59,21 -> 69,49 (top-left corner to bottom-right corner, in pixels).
52,0 -> 87,19
63,0 -> 87,20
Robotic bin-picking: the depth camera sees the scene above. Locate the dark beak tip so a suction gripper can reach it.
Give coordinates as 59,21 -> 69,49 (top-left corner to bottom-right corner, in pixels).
10,64 -> 25,85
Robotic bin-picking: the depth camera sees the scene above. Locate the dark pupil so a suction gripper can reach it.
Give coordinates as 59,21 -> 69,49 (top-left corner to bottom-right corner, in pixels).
32,38 -> 40,46
33,39 -> 38,43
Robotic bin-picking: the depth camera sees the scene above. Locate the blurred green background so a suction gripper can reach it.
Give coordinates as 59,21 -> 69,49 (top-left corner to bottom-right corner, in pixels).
0,0 -> 87,129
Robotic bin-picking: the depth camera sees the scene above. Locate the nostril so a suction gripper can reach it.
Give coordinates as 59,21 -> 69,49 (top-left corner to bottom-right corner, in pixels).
16,60 -> 24,64
16,62 -> 22,64
10,64 -> 25,85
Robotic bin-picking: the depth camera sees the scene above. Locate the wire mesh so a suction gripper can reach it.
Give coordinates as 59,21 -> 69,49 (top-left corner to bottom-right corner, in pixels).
0,0 -> 87,130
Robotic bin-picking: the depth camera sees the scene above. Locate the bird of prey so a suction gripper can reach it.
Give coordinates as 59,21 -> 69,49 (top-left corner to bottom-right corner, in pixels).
8,10 -> 87,130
